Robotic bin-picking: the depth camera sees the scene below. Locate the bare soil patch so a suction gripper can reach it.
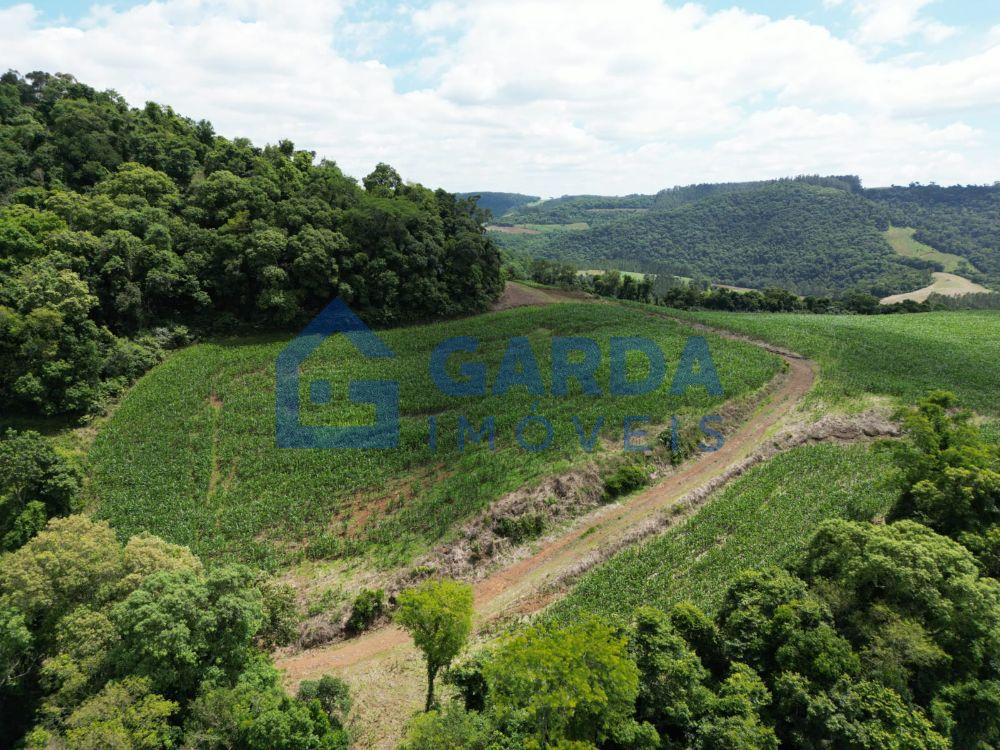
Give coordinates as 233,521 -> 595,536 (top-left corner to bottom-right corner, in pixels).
881,271 -> 989,304
490,281 -> 594,310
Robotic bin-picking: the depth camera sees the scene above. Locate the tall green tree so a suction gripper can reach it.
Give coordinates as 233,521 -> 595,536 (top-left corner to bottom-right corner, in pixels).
395,578 -> 473,712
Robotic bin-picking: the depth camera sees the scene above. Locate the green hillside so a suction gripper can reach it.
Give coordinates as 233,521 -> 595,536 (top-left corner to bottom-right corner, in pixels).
497,193 -> 656,225
455,191 -> 540,218
493,181 -> 931,296
867,183 -> 1000,286
88,302 -> 781,568
554,307 -> 1000,626
671,309 -> 1000,415
491,178 -> 1000,297
883,225 -> 969,273
0,71 -> 501,419
551,442 -> 898,623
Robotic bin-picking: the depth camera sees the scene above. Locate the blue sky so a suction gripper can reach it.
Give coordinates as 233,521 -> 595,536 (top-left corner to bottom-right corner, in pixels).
2,0 -> 998,195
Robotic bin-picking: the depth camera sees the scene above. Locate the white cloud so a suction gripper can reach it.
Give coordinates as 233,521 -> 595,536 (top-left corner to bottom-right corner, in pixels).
1,0 -> 997,195
849,0 -> 956,46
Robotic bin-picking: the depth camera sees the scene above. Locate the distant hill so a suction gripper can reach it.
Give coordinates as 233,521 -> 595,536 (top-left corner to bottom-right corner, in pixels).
496,193 -> 656,225
865,184 -> 1000,285
456,191 -> 540,218
491,177 -> 1000,297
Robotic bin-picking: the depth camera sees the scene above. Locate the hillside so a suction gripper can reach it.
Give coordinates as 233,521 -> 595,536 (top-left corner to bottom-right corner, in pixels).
0,71 -> 502,418
455,191 -> 539,218
671,308 -> 1000,415
490,177 -> 999,299
495,180 -> 930,296
87,301 -> 781,569
867,183 -> 1000,287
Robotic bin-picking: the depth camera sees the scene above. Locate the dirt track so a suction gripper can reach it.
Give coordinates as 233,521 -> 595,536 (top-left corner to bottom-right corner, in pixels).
275,285 -> 817,746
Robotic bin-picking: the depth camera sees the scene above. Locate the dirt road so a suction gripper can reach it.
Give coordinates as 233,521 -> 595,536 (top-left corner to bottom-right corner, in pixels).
276,288 -> 816,747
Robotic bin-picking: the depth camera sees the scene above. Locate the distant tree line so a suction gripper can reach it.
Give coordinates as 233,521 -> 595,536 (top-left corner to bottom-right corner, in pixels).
513,259 -> 999,315
0,70 -> 502,417
495,181 -> 931,297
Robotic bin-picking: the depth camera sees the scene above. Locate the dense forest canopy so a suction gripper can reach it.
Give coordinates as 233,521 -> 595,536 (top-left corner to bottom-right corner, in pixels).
0,70 -> 502,417
491,176 -> 999,296
865,183 -> 1000,283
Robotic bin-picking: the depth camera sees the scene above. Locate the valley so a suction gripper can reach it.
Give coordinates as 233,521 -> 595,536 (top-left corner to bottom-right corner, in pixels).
2,67 -> 998,750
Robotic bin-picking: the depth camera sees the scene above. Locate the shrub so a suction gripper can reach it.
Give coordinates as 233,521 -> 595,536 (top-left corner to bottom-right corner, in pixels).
297,674 -> 351,726
493,512 -> 545,544
603,463 -> 649,501
345,588 -> 385,635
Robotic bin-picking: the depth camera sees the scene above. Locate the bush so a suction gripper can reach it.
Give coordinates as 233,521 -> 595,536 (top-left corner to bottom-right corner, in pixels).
603,463 -> 649,501
345,588 -> 385,634
297,674 -> 351,727
257,580 -> 298,649
493,512 -> 546,544
657,420 -> 703,466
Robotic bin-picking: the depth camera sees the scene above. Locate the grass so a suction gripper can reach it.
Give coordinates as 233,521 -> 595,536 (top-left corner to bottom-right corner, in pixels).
88,303 -> 780,570
578,269 -> 649,280
884,226 -> 969,274
488,223 -> 590,234
549,442 -> 898,624
670,309 -> 1000,416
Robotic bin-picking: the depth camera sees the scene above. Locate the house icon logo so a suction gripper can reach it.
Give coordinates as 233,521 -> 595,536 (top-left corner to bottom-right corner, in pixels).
275,298 -> 400,449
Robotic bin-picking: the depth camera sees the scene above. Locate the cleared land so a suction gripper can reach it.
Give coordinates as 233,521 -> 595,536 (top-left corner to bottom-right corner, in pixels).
881,271 -> 990,304
577,269 -> 649,280
276,331 -> 813,749
89,301 -> 780,569
550,442 -> 897,623
671,309 -> 1000,416
883,225 -> 969,273
879,226 -> 990,303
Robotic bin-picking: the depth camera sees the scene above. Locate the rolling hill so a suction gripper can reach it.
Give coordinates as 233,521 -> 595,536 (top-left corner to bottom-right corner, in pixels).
455,191 -> 540,218
490,177 -> 1000,298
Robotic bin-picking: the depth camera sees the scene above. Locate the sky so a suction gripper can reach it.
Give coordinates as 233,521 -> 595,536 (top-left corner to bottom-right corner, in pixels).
2,0 -> 999,197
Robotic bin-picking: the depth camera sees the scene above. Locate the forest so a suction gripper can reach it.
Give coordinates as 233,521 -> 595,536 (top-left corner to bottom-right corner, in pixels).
0,70 -> 502,418
866,184 -> 1000,285
491,178 -> 1000,297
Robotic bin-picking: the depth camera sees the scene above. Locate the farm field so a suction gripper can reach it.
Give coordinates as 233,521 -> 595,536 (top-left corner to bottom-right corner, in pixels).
880,271 -> 990,304
88,302 -> 781,570
550,441 -> 898,623
883,225 -> 969,273
671,309 -> 1000,416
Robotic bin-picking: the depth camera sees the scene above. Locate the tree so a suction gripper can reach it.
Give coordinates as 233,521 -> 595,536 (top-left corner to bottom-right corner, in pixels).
398,702 -> 493,750
395,578 -> 473,712
0,515 -> 125,635
0,604 -> 31,690
774,673 -> 947,750
0,429 -> 80,550
891,390 -> 999,538
111,564 -> 264,698
629,606 -> 712,745
693,664 -> 777,750
362,162 -> 402,196
483,618 -> 644,747
56,676 -> 179,750
297,674 -> 351,727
